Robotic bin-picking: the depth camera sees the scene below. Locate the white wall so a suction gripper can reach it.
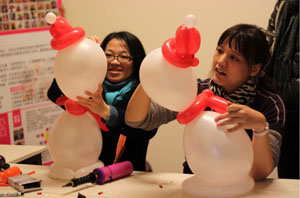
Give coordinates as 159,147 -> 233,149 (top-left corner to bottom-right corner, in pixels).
63,0 -> 277,173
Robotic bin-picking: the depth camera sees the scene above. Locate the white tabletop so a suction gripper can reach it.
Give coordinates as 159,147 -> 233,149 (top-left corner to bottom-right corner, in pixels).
0,144 -> 47,163
0,164 -> 299,198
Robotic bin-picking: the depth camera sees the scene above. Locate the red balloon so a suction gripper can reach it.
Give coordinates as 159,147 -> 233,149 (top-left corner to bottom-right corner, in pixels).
65,99 -> 109,131
65,99 -> 87,115
55,95 -> 68,106
208,95 -> 229,114
177,89 -> 229,124
162,24 -> 201,68
177,93 -> 208,124
49,16 -> 85,50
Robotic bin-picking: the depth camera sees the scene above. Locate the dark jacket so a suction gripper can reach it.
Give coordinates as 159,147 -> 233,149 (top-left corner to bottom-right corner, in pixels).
47,79 -> 157,171
267,0 -> 299,179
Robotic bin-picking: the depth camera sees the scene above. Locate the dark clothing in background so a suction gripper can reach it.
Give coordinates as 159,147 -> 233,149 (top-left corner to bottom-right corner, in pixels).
267,0 -> 299,179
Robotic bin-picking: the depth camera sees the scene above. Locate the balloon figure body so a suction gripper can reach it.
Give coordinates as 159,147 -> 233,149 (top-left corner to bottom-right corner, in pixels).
178,90 -> 254,197
45,13 -> 107,180
140,15 -> 200,112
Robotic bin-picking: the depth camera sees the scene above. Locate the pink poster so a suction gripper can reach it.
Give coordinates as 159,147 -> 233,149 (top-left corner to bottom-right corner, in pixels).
0,0 -> 63,148
0,112 -> 10,144
12,109 -> 22,127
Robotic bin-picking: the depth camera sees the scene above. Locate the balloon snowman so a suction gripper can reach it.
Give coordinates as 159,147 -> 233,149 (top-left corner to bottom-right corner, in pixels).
140,15 -> 200,112
140,15 -> 254,197
45,13 -> 108,180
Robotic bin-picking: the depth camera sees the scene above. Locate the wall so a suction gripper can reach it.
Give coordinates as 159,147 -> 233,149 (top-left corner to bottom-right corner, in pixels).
62,0 -> 277,173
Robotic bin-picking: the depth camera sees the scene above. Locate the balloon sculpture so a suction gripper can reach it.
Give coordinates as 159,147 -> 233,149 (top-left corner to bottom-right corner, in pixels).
178,90 -> 254,197
140,15 -> 254,197
45,13 -> 107,180
140,14 -> 200,112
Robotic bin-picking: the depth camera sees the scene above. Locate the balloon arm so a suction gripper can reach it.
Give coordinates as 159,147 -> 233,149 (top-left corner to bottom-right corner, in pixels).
56,95 -> 68,106
177,89 -> 230,124
207,96 -> 230,114
177,93 -> 208,124
65,99 -> 109,131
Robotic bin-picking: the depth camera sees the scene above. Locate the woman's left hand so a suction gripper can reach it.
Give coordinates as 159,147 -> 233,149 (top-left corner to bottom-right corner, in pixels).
76,83 -> 110,121
214,104 -> 266,133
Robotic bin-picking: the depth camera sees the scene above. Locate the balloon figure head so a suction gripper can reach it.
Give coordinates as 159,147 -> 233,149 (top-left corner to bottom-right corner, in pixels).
139,14 -> 200,112
46,12 -> 85,50
162,14 -> 201,68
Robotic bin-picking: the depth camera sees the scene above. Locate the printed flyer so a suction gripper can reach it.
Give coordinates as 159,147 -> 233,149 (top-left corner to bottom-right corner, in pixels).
0,0 -> 63,152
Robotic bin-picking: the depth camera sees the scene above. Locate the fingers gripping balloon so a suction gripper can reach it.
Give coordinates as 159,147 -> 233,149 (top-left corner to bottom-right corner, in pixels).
140,14 -> 200,112
46,12 -> 106,180
178,90 -> 255,197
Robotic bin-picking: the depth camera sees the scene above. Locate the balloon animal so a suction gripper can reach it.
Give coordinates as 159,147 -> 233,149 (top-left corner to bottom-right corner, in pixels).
139,14 -> 200,112
178,90 -> 254,197
45,13 -> 107,180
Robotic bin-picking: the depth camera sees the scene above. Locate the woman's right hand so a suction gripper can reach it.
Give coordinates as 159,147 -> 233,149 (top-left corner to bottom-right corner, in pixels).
76,83 -> 110,121
88,35 -> 101,44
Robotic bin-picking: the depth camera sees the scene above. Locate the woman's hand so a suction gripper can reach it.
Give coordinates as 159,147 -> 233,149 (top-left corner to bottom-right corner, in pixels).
87,35 -> 101,44
76,83 -> 110,121
214,104 -> 267,133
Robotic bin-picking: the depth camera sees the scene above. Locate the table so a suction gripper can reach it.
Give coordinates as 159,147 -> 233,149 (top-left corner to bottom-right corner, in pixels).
0,164 -> 299,198
0,144 -> 47,165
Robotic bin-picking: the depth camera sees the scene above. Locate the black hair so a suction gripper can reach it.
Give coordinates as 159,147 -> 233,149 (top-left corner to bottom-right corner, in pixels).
217,24 -> 270,72
100,31 -> 146,83
217,24 -> 276,92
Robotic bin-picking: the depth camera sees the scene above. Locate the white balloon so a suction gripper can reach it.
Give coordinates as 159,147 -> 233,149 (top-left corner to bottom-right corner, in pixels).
45,12 -> 56,24
140,48 -> 198,112
185,14 -> 196,28
54,38 -> 107,101
182,111 -> 254,197
48,111 -> 102,173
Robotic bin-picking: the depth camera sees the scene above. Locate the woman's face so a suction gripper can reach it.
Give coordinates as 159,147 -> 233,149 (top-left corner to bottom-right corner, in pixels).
104,38 -> 133,83
212,40 -> 258,93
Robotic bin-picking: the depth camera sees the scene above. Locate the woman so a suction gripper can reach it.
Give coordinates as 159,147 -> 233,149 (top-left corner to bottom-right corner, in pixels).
125,24 -> 285,180
48,31 -> 157,171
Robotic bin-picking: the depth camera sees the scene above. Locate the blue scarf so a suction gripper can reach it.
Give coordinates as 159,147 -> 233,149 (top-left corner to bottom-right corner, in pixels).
102,78 -> 136,105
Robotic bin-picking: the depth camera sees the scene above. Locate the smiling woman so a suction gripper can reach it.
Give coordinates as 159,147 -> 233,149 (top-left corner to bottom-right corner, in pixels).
47,31 -> 158,171
104,38 -> 134,83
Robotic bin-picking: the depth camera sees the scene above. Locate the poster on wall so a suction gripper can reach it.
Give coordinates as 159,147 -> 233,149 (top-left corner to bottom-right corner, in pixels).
0,0 -> 63,148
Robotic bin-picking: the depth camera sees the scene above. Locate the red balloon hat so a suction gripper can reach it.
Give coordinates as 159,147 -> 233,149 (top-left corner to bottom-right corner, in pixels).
162,14 -> 201,68
46,12 -> 85,50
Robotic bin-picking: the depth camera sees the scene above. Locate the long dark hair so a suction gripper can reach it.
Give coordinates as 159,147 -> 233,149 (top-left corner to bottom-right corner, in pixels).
217,24 -> 276,91
100,31 -> 146,83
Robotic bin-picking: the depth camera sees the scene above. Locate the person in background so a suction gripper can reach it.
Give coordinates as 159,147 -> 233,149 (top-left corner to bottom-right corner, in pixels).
125,24 -> 285,181
48,31 -> 157,171
266,0 -> 299,179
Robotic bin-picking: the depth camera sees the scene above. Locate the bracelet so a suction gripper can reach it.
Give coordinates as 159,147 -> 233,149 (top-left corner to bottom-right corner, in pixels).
253,122 -> 269,137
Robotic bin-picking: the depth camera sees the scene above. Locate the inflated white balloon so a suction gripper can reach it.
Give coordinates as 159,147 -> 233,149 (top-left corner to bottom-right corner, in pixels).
54,38 -> 107,101
182,111 -> 254,197
45,12 -> 56,24
140,48 -> 198,112
48,111 -> 103,179
185,14 -> 196,28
